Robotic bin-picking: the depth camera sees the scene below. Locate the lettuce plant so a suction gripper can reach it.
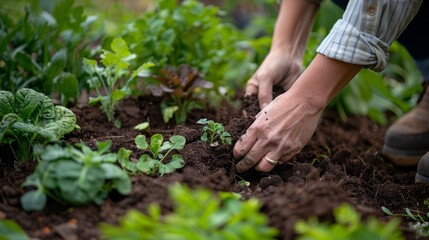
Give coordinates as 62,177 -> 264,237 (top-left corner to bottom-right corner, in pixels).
100,184 -> 278,240
20,141 -> 131,211
149,65 -> 213,124
0,88 -> 77,161
197,118 -> 232,147
118,134 -> 186,177
83,37 -> 153,128
295,203 -> 403,240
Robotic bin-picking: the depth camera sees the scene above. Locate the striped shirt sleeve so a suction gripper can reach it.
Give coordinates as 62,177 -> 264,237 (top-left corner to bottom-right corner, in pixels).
317,0 -> 422,72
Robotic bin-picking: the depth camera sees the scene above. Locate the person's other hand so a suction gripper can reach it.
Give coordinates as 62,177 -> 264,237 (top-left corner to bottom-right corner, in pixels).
233,88 -> 323,173
245,50 -> 303,109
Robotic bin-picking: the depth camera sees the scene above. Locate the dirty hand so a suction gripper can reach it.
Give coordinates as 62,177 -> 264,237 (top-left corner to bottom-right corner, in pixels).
233,89 -> 323,173
245,50 -> 303,109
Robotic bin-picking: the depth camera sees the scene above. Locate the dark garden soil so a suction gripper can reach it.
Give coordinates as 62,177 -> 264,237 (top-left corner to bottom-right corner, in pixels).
1,94 -> 429,240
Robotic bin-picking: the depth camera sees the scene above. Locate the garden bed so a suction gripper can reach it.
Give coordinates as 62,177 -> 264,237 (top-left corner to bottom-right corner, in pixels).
1,94 -> 428,240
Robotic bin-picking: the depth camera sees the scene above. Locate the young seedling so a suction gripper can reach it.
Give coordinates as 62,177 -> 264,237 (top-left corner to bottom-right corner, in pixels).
382,206 -> 429,237
119,134 -> 186,176
238,179 -> 250,187
83,37 -> 153,128
197,118 -> 232,147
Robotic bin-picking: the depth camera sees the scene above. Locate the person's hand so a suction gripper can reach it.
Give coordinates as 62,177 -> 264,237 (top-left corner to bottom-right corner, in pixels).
233,88 -> 323,173
234,53 -> 362,173
246,49 -> 303,109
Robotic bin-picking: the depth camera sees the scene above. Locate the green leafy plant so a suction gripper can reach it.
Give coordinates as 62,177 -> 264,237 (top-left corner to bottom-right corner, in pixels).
0,0 -> 100,104
20,140 -> 131,211
83,37 -> 153,128
149,65 -> 213,124
0,88 -> 77,162
197,118 -> 232,147
0,219 -> 29,240
120,0 -> 253,98
382,206 -> 429,237
100,184 -> 277,240
118,134 -> 186,176
295,203 -> 403,240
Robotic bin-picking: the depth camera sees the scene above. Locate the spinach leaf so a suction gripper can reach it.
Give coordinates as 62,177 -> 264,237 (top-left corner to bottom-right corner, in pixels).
0,88 -> 77,161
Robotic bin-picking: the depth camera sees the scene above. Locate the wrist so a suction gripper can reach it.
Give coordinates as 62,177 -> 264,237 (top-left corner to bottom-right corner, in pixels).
271,0 -> 319,59
268,47 -> 302,65
288,81 -> 328,113
289,54 -> 362,110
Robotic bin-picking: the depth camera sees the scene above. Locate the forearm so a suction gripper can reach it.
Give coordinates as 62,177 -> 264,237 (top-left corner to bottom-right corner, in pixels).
272,0 -> 319,60
287,53 -> 362,110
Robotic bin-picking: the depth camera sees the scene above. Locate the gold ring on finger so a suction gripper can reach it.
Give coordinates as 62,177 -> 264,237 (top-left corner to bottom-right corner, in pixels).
264,156 -> 278,165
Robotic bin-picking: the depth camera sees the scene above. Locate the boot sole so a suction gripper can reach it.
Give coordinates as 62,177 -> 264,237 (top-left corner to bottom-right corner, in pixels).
382,145 -> 424,166
415,172 -> 429,183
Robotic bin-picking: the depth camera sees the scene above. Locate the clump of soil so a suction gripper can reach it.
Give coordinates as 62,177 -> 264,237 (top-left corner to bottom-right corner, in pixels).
1,95 -> 428,240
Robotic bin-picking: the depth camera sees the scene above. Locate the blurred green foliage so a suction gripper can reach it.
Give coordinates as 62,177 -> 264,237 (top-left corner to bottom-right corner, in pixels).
100,184 -> 278,240
0,219 -> 29,240
0,0 -> 100,105
75,0 -> 156,36
118,0 -> 255,97
295,203 -> 404,240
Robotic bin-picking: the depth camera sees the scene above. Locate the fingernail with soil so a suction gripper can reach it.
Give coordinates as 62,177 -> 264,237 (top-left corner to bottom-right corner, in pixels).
235,162 -> 245,173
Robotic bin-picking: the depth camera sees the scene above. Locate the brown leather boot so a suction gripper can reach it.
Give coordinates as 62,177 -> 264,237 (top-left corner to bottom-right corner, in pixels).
416,152 -> 429,183
382,82 -> 429,166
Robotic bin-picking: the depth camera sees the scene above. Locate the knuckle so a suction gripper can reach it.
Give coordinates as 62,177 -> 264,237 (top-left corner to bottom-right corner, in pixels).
247,77 -> 258,85
258,92 -> 270,102
246,125 -> 259,135
289,142 -> 303,153
255,71 -> 272,81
